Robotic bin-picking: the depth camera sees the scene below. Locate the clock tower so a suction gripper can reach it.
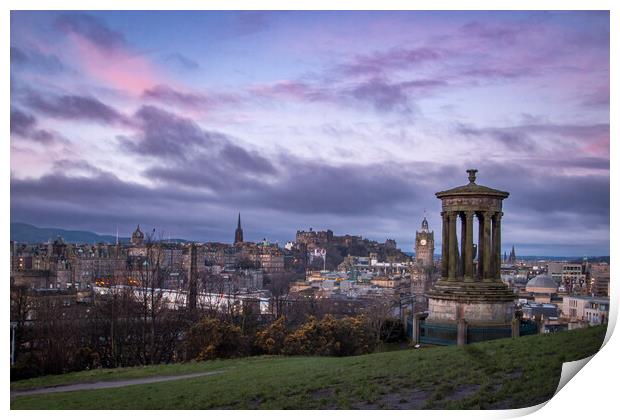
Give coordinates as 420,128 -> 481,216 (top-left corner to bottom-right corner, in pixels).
415,217 -> 434,267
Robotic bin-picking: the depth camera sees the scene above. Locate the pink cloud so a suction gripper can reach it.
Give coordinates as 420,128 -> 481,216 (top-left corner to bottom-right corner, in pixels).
582,136 -> 610,157
69,34 -> 160,95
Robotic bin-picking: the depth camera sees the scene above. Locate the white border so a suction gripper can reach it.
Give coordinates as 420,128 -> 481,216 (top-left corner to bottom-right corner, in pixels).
3,1 -> 616,419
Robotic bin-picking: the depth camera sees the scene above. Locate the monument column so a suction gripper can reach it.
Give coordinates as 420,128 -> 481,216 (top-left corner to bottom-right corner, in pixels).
449,211 -> 458,280
493,212 -> 502,280
464,211 -> 474,281
483,211 -> 492,280
477,212 -> 484,280
441,211 -> 449,279
490,217 -> 495,279
460,212 -> 466,277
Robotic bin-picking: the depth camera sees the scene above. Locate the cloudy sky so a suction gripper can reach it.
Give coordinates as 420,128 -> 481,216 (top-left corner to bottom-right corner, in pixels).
10,11 -> 609,256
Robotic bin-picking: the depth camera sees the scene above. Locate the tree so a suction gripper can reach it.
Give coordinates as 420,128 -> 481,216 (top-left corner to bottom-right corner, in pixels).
361,295 -> 399,343
130,231 -> 187,365
264,272 -> 296,318
10,285 -> 32,365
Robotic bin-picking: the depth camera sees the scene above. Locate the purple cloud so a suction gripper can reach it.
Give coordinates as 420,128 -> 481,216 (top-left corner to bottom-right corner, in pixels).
10,108 -> 56,144
121,105 -> 227,161
474,162 -> 609,226
349,78 -> 411,112
220,144 -> 276,175
459,67 -> 532,81
339,47 -> 442,76
142,85 -> 239,110
123,106 -> 276,192
10,108 -> 36,134
459,21 -> 522,45
145,145 -> 277,193
10,46 -> 65,74
25,92 -> 131,126
252,77 -> 445,114
251,160 -> 424,215
348,78 -> 445,112
580,87 -> 610,108
122,106 -> 276,190
457,122 -> 609,152
251,81 -> 331,103
143,85 -> 208,108
51,159 -> 108,176
55,13 -> 126,52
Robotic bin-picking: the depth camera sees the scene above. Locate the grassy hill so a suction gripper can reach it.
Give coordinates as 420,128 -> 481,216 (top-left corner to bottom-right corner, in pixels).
11,325 -> 606,410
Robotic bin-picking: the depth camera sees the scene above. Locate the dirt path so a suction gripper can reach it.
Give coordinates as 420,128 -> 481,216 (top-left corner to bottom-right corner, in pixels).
11,371 -> 224,398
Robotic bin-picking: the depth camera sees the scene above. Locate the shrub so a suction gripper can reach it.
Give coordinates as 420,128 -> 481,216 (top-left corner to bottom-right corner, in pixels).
282,315 -> 377,357
337,315 -> 377,356
283,316 -> 323,356
72,346 -> 101,371
255,317 -> 289,355
11,352 -> 44,381
184,317 -> 246,361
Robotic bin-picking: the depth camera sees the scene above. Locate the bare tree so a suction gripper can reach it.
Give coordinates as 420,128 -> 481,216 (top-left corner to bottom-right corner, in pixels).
131,231 -> 182,364
361,295 -> 400,343
265,272 -> 296,319
10,285 -> 33,365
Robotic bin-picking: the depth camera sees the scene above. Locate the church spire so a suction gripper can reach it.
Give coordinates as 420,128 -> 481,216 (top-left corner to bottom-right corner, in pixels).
234,213 -> 244,244
508,244 -> 516,264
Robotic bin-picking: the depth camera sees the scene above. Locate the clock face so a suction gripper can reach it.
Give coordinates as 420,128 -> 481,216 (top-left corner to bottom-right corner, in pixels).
420,239 -> 427,246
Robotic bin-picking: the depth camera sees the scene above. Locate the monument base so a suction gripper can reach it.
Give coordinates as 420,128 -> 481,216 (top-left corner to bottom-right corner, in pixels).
426,297 -> 515,325
419,279 -> 518,345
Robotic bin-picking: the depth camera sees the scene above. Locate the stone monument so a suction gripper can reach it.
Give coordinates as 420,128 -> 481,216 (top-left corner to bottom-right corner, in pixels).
423,169 -> 517,344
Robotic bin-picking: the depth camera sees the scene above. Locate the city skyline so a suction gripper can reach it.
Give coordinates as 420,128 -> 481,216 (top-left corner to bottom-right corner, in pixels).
10,11 -> 610,256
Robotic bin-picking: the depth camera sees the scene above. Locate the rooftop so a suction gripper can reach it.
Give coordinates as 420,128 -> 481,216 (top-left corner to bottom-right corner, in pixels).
566,295 -> 610,303
525,274 -> 558,292
436,169 -> 509,199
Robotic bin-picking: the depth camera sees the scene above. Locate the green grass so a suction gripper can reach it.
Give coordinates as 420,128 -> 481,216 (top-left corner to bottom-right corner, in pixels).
11,325 -> 606,410
10,360 -> 229,391
374,341 -> 411,353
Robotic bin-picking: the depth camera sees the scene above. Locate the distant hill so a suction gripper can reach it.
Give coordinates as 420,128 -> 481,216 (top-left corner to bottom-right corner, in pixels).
10,222 -> 129,244
403,251 -> 609,262
10,222 -> 191,244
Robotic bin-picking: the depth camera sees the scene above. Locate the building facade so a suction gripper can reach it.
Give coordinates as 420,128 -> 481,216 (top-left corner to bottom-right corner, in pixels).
562,295 -> 609,326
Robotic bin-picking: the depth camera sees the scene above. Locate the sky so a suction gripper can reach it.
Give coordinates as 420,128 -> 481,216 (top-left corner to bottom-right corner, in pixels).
9,10 -> 610,256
